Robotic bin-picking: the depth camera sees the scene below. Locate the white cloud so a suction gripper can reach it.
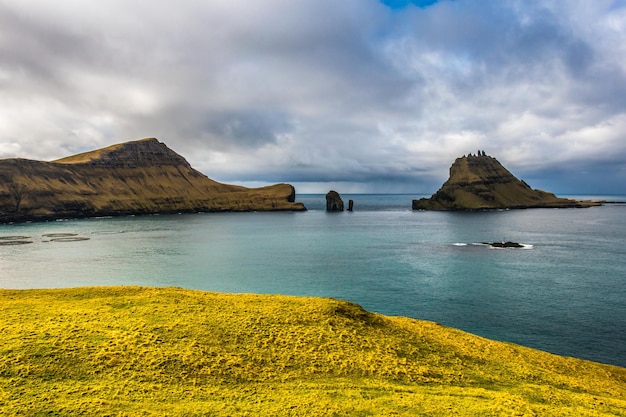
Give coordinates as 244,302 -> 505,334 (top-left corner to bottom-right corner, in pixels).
1,0 -> 625,193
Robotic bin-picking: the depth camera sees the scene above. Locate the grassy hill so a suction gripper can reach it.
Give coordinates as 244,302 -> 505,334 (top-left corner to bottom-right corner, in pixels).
1,287 -> 625,416
0,138 -> 305,223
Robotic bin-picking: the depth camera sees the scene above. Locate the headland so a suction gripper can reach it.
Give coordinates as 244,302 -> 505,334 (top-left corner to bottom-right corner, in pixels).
0,138 -> 305,223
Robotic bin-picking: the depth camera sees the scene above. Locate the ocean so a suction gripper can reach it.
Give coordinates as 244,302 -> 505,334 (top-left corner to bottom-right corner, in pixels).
1,194 -> 625,368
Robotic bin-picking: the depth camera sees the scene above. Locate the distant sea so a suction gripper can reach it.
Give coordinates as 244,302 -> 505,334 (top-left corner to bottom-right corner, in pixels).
1,194 -> 625,368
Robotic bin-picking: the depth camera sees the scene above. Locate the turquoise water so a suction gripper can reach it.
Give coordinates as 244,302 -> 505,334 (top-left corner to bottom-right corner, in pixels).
1,194 -> 625,368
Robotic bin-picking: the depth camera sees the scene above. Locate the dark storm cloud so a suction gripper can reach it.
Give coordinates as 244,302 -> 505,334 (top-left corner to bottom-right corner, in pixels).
1,0 -> 625,193
201,109 -> 294,148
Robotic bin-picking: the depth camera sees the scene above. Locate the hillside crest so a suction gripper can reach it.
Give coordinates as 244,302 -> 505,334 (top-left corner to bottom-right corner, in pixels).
54,138 -> 191,168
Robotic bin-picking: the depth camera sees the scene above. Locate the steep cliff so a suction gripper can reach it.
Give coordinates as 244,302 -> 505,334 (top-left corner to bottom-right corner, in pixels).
412,153 -> 602,210
0,138 -> 305,222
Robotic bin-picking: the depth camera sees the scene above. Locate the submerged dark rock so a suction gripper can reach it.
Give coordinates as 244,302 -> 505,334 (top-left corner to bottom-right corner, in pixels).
484,241 -> 524,248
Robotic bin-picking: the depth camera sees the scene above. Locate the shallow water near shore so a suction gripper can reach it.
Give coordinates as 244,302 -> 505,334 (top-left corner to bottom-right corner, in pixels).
1,194 -> 625,368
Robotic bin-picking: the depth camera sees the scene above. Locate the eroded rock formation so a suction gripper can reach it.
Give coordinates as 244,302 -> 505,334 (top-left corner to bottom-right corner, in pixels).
326,190 -> 344,211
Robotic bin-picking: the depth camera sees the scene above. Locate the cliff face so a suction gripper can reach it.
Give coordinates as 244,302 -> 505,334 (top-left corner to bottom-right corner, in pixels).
0,138 -> 305,222
412,153 -> 601,210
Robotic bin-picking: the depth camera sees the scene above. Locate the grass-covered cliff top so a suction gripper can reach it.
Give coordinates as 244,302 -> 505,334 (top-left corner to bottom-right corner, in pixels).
1,287 -> 625,416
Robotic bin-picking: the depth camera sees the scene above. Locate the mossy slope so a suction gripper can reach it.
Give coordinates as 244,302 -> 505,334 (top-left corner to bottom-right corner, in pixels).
0,138 -> 305,223
1,287 -> 625,416
413,154 -> 601,210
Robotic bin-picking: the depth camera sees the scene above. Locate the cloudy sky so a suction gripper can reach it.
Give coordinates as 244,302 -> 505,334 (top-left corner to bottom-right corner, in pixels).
1,0 -> 626,194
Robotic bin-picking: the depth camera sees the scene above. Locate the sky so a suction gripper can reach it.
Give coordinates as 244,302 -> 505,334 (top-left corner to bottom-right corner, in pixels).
1,0 -> 626,194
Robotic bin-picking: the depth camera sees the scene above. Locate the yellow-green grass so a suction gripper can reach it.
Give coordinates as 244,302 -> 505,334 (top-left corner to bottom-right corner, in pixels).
1,287 -> 625,416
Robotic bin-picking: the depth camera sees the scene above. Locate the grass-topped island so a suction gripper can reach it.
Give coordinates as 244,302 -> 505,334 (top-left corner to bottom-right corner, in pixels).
1,287 -> 625,416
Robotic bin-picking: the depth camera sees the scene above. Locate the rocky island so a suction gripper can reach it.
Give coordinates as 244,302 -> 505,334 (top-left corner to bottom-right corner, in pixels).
0,138 -> 305,223
413,152 -> 602,210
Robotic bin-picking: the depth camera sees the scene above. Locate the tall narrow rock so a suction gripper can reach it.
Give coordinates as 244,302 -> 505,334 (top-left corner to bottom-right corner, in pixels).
326,190 -> 344,211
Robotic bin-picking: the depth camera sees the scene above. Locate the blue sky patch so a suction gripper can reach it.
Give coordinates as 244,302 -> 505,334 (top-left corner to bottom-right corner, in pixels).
380,0 -> 439,9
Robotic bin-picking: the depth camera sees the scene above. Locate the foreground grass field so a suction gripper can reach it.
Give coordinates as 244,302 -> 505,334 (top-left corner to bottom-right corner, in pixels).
1,287 -> 625,416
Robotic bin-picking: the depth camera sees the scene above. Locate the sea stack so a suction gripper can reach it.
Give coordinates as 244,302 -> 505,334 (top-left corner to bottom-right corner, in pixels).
0,138 -> 306,223
326,190 -> 344,211
412,152 -> 602,210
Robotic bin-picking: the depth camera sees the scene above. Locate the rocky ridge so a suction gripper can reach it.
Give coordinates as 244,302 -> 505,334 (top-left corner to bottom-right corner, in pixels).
0,138 -> 305,223
412,153 -> 602,210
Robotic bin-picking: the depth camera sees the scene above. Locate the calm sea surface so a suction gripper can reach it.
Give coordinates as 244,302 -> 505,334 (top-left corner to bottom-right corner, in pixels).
1,194 -> 625,368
